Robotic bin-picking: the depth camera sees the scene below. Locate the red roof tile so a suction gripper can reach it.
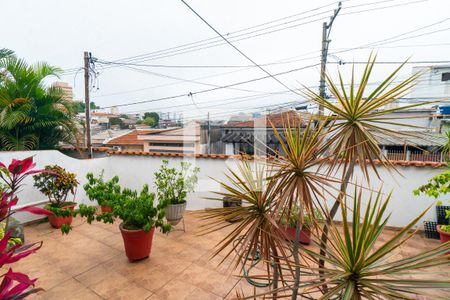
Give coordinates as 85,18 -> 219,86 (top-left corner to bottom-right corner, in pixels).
105,130 -> 158,146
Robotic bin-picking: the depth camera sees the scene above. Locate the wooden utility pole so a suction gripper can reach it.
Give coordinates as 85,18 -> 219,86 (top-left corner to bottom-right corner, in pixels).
318,2 -> 342,115
207,112 -> 211,154
84,51 -> 93,158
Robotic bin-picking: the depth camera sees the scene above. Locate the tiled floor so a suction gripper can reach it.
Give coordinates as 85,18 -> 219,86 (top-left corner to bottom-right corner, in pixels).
14,211 -> 449,299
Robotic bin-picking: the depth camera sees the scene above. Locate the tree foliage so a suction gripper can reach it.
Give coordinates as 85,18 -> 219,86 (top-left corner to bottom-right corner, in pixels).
0,55 -> 78,150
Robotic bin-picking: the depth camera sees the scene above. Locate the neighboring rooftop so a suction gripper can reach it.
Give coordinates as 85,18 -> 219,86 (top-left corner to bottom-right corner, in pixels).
225,111 -> 307,128
105,129 -> 161,146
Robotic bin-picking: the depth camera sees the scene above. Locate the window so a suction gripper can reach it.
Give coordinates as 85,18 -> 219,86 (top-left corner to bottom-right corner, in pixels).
148,142 -> 195,147
442,72 -> 450,82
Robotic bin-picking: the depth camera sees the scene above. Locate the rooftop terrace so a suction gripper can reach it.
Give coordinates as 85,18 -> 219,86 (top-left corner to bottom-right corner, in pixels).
17,212 -> 449,300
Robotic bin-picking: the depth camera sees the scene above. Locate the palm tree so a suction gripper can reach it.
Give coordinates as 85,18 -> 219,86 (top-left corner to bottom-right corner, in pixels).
0,56 -> 78,150
303,55 -> 428,278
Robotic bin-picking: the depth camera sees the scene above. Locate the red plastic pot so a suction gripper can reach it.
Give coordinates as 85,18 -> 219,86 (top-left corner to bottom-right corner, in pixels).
437,225 -> 450,244
281,226 -> 311,245
100,205 -> 113,213
119,223 -> 155,262
48,204 -> 76,229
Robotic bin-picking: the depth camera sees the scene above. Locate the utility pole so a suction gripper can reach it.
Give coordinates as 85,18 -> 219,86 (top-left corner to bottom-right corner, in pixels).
207,112 -> 211,154
318,2 -> 342,115
84,51 -> 93,158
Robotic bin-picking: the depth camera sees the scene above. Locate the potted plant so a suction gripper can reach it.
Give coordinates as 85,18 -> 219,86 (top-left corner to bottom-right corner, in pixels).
83,171 -> 121,213
33,165 -> 79,233
437,208 -> 450,244
154,160 -> 199,225
79,184 -> 171,262
279,207 -> 322,245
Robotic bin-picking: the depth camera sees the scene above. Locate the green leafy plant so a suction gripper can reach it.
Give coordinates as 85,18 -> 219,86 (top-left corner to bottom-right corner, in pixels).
79,184 -> 171,233
83,171 -> 121,208
414,169 -> 450,199
154,160 -> 200,205
33,165 -> 78,209
0,226 -> 22,247
33,165 -> 78,234
279,207 -> 323,229
442,209 -> 450,232
0,56 -> 79,150
414,169 -> 450,232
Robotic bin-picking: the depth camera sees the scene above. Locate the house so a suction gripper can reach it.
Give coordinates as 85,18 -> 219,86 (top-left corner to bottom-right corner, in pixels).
104,122 -> 202,153
138,122 -> 201,153
104,129 -> 162,151
221,110 -> 306,155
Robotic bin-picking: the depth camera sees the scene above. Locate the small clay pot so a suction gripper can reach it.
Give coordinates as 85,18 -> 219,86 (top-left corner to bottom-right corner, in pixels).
47,204 -> 76,229
100,205 -> 113,213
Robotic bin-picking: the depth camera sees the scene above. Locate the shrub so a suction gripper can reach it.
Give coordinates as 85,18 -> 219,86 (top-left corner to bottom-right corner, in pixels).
79,184 -> 171,233
83,171 -> 121,208
33,165 -> 79,208
154,160 -> 200,205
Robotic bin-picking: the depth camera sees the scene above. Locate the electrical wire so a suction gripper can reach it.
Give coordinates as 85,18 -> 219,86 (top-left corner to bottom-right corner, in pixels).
99,62 -> 320,109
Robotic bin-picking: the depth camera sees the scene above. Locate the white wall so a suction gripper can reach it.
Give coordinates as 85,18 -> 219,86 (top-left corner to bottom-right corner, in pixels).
0,150 -> 445,228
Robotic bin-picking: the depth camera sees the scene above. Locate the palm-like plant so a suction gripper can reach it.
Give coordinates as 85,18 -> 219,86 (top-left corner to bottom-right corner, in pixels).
0,56 -> 78,150
304,55 -> 428,276
293,187 -> 450,299
199,161 -> 294,292
305,54 -> 425,186
269,118 -> 340,298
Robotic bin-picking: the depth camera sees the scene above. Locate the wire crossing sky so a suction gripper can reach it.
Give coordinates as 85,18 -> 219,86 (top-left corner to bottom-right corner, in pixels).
2,0 -> 449,119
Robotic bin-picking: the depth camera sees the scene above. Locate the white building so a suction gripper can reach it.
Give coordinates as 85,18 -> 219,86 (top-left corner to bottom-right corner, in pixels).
411,65 -> 450,100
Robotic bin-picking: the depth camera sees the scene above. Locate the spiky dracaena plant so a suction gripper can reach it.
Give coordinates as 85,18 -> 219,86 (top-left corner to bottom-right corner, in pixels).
303,187 -> 450,299
243,187 -> 450,299
304,55 -> 428,276
199,160 -> 294,293
269,117 -> 340,298
304,55 -> 426,210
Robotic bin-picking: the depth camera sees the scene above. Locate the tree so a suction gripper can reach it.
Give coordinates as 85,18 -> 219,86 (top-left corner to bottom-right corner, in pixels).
109,117 -> 125,129
143,112 -> 159,124
71,101 -> 99,113
143,116 -> 157,127
0,55 -> 78,150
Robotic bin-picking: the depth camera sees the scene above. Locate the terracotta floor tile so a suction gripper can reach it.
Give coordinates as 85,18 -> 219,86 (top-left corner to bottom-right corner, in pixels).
154,279 -> 197,300
18,212 -> 450,299
186,288 -> 222,300
129,265 -> 177,292
33,278 -> 102,300
89,271 -> 140,298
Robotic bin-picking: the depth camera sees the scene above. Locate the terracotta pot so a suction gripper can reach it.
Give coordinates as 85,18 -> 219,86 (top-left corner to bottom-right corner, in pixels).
47,204 -> 76,229
166,201 -> 186,225
100,205 -> 113,213
281,226 -> 311,245
119,223 -> 155,262
437,225 -> 450,244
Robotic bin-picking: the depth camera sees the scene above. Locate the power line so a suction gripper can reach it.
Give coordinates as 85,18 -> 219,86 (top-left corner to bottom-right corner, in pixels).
99,62 -> 320,109
64,0 -> 425,75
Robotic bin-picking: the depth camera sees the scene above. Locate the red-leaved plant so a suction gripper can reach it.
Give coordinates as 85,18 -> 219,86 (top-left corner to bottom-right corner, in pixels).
0,157 -> 52,299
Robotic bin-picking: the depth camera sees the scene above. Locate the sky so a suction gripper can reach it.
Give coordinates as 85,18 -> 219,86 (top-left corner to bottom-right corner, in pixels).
2,0 -> 450,120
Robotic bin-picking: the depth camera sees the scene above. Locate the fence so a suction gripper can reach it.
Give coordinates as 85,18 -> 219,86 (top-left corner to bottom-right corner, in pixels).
387,150 -> 443,162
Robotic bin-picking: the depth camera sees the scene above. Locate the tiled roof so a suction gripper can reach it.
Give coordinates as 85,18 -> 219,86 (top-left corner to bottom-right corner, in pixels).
91,112 -> 114,117
105,130 -> 158,145
372,130 -> 446,147
225,111 -> 306,128
108,151 -> 233,159
107,151 -> 446,167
